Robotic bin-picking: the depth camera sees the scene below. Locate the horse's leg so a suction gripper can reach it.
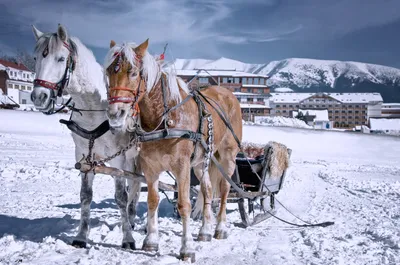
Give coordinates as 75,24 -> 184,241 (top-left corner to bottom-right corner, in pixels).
214,150 -> 237,239
175,162 -> 195,261
127,178 -> 141,229
142,179 -> 160,251
193,164 -> 213,242
72,172 -> 94,248
126,153 -> 142,229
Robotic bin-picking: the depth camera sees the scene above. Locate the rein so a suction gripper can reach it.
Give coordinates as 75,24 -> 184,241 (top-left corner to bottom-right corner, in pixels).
34,41 -> 75,97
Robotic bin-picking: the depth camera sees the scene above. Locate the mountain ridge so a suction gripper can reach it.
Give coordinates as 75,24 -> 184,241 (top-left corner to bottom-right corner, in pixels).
169,57 -> 400,101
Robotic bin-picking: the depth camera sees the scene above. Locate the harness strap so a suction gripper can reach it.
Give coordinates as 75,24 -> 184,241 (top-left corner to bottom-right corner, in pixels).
197,90 -> 242,149
59,119 -> 110,140
136,128 -> 202,143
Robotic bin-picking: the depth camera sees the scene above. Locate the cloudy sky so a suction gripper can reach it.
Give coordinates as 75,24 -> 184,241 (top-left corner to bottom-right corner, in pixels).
1,0 -> 400,67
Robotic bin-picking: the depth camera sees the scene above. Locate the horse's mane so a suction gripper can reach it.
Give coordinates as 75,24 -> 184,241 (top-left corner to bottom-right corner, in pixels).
104,42 -> 188,102
35,33 -> 78,57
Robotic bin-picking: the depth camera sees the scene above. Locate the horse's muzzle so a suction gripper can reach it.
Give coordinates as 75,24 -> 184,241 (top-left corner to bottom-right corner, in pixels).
31,86 -> 53,111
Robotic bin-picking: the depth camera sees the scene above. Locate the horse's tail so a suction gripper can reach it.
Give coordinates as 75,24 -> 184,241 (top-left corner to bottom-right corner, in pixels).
191,163 -> 221,222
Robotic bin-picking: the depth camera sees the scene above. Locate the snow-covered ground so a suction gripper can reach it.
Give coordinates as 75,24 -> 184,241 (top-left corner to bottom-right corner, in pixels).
0,109 -> 399,265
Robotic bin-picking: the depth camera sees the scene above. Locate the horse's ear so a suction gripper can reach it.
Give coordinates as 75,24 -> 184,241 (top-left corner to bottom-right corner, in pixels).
57,24 -> 68,41
32,25 -> 43,41
135,38 -> 149,56
110,40 -> 116,48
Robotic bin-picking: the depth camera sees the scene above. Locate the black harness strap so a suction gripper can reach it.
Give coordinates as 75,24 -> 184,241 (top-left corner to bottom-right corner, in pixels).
196,90 -> 242,149
137,129 -> 202,143
59,119 -> 110,140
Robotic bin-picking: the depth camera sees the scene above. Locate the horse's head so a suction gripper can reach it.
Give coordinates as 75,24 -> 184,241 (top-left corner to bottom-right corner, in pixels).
30,24 -> 76,113
104,39 -> 153,129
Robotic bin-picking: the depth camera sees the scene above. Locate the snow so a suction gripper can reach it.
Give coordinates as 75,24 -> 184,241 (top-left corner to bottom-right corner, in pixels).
175,69 -> 266,78
240,103 -> 269,109
241,84 -> 268,88
250,116 -> 312,129
1,109 -> 400,265
370,118 -> 400,136
270,92 -> 383,104
274,87 -> 294,92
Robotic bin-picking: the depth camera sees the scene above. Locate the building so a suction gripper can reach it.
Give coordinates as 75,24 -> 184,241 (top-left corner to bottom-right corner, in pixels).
176,69 -> 271,122
0,59 -> 35,105
381,103 -> 400,118
270,92 -> 383,128
176,69 -> 269,93
369,118 -> 400,136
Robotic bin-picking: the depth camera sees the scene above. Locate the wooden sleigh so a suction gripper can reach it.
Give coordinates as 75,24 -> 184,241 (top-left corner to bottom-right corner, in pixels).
76,141 -> 292,227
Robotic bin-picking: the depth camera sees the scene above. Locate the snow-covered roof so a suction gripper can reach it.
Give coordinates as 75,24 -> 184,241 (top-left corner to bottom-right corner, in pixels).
241,84 -> 269,88
233,92 -> 268,97
240,103 -> 270,109
274,87 -> 294,92
370,118 -> 400,131
293,109 -> 329,121
382,103 -> 400,109
270,92 -> 383,104
176,69 -> 267,78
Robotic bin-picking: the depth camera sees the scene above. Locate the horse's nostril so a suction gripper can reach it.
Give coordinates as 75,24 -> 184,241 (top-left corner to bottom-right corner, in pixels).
119,109 -> 125,117
31,93 -> 36,101
40,93 -> 48,101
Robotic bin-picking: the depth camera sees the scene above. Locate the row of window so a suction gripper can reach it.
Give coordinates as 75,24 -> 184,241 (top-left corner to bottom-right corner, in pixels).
8,70 -> 34,79
213,77 -> 266,85
8,83 -> 33,91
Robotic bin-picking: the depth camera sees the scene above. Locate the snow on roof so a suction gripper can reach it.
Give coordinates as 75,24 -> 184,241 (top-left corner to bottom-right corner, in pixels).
241,84 -> 268,88
293,109 -> 329,121
382,103 -> 400,108
240,103 -> 270,109
370,118 -> 400,131
270,92 -> 383,104
176,69 -> 267,78
274,87 -> 294,92
234,92 -> 268,97
0,59 -> 32,72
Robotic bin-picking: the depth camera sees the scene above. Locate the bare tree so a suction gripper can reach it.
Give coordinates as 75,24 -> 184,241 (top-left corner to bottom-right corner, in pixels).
0,49 -> 35,71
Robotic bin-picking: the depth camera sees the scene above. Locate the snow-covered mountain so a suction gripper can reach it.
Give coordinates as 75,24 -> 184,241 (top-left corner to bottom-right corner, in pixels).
169,57 -> 400,101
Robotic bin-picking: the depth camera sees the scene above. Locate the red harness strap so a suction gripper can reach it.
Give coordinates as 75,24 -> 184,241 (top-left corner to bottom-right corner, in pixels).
108,86 -> 141,117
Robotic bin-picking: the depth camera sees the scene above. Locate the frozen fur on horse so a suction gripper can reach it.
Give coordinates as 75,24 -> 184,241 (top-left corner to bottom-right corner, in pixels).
264,141 -> 290,180
31,24 -> 141,249
104,38 -> 242,260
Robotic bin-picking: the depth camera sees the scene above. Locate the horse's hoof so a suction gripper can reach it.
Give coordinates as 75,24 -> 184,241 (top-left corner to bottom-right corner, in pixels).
214,230 -> 228,240
179,252 -> 196,263
142,243 -> 159,252
121,241 -> 136,250
71,240 -> 87,248
197,233 -> 212,242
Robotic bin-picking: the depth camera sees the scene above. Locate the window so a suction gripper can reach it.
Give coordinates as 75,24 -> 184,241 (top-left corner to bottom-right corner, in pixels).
355,111 -> 359,114
257,98 -> 263,102
8,83 -> 13,88
335,116 -> 339,119
198,77 -> 208,84
15,84 -> 20,89
247,78 -> 252,84
335,110 -> 339,113
247,88 -> 251,92
289,105 -> 293,108
258,88 -> 263,93
276,105 -> 281,108
242,78 -> 247,84
23,74 -> 26,78
22,99 -> 27,104
247,98 -> 252,102
234,78 -> 240,84
260,79 -> 264,85
21,85 -> 26,90
296,105 -> 299,108
355,121 -> 359,125
282,105 -> 287,107
254,78 -> 259,85
222,77 -> 228,83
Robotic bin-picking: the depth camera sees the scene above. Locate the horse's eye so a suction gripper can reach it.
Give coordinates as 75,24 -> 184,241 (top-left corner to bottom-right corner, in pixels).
33,57 -> 36,61
58,57 -> 65,62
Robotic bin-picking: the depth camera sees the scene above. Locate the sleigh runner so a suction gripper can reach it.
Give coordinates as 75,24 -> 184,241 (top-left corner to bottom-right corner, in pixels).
75,140 -> 292,227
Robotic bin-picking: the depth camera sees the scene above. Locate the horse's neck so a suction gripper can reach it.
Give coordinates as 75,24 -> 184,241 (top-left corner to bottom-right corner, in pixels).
139,77 -> 167,131
68,63 -> 108,126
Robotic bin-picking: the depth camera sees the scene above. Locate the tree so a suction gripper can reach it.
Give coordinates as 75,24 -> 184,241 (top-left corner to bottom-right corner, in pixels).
295,111 -> 307,123
0,49 -> 35,71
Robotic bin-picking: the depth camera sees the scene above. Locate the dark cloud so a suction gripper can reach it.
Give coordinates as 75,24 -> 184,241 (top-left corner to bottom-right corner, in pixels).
1,0 -> 400,67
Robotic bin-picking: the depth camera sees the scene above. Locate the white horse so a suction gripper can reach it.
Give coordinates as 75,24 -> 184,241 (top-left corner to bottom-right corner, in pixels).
30,24 -> 141,249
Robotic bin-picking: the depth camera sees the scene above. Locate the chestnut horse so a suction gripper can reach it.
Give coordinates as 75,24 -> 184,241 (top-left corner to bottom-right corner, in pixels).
103,39 -> 242,260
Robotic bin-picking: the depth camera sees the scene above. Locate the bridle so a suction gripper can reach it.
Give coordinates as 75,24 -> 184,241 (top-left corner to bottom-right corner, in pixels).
34,41 -> 76,98
107,51 -> 143,117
